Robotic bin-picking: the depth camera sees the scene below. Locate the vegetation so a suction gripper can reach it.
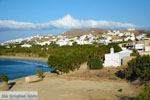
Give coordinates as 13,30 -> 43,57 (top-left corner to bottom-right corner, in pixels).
131,49 -> 140,56
48,44 -> 121,74
48,45 -> 106,74
115,55 -> 150,100
135,85 -> 150,100
116,55 -> 150,81
0,74 -> 8,82
125,55 -> 150,81
35,69 -> 44,78
108,43 -> 122,53
0,43 -> 122,57
0,44 -> 50,58
87,58 -> 103,69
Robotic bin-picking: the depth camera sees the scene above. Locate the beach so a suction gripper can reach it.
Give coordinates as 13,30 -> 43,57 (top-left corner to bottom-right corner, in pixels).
0,55 -> 47,62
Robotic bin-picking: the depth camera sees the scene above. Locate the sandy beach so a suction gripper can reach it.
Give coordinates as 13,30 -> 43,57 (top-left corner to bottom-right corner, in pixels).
0,55 -> 47,62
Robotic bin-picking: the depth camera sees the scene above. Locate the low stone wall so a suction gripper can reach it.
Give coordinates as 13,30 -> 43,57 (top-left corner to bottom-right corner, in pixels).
25,75 -> 42,83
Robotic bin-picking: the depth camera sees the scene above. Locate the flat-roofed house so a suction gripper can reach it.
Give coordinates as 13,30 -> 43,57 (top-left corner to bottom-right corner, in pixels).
104,48 -> 131,67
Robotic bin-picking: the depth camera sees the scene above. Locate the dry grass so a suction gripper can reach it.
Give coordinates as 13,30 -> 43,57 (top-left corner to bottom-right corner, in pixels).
10,67 -> 139,100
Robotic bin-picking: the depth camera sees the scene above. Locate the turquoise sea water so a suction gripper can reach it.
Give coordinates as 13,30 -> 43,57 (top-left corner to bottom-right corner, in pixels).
0,58 -> 50,80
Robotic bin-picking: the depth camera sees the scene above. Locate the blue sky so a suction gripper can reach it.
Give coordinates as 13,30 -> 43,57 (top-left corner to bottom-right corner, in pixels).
0,0 -> 150,42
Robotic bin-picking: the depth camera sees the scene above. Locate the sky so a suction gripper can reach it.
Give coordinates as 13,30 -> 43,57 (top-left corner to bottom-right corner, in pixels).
0,0 -> 150,42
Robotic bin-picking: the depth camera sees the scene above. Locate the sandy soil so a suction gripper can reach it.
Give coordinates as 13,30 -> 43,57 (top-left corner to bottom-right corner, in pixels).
9,72 -> 138,100
0,55 -> 47,62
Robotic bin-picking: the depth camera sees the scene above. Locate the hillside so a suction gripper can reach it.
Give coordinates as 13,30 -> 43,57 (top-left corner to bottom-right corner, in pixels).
62,29 -> 107,38
62,29 -> 149,38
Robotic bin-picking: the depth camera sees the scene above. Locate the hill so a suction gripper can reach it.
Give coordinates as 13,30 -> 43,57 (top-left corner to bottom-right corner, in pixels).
62,29 -> 107,38
62,29 -> 149,38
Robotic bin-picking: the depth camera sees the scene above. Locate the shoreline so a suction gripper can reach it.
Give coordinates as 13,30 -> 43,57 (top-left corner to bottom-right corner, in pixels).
0,55 -> 48,62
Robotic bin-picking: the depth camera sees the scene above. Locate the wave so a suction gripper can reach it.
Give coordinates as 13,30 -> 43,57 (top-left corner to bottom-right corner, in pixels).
12,60 -> 48,68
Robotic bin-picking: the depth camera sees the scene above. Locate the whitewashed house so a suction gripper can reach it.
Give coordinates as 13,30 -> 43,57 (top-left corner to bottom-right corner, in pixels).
104,48 -> 131,67
56,38 -> 73,46
145,46 -> 150,51
37,41 -> 51,46
134,44 -> 145,51
75,34 -> 95,45
21,44 -> 32,48
136,34 -> 146,40
99,35 -> 112,44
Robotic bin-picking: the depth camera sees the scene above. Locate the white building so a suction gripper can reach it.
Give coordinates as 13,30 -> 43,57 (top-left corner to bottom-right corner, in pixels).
37,41 -> 51,46
145,46 -> 150,52
21,44 -> 32,48
104,48 -> 131,67
134,44 -> 145,51
136,34 -> 146,40
56,38 -> 73,46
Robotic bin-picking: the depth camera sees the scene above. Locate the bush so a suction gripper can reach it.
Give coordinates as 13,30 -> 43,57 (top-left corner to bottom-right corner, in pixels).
87,58 -> 103,69
136,85 -> 150,100
108,43 -> 122,53
0,74 -> 8,82
38,52 -> 47,57
35,69 -> 44,78
131,49 -> 140,56
124,55 -> 150,81
48,45 -> 108,74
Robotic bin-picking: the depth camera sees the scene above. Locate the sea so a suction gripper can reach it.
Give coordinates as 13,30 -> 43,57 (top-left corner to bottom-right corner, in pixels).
0,58 -> 51,80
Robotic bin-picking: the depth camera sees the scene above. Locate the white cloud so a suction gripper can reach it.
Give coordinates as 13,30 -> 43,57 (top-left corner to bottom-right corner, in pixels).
0,20 -> 36,30
50,14 -> 136,28
50,14 -> 81,28
0,20 -> 54,31
0,14 -> 137,31
50,14 -> 136,29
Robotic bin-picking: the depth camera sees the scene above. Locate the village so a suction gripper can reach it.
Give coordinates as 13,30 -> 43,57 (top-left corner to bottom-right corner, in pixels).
1,30 -> 149,46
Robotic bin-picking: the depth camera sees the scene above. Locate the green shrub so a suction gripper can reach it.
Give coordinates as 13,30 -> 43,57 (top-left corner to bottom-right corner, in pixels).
38,52 -> 47,57
124,55 -> 150,81
48,45 -> 108,74
108,43 -> 122,53
35,69 -> 44,78
0,74 -> 8,82
136,85 -> 150,100
131,49 -> 140,56
87,58 -> 103,69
